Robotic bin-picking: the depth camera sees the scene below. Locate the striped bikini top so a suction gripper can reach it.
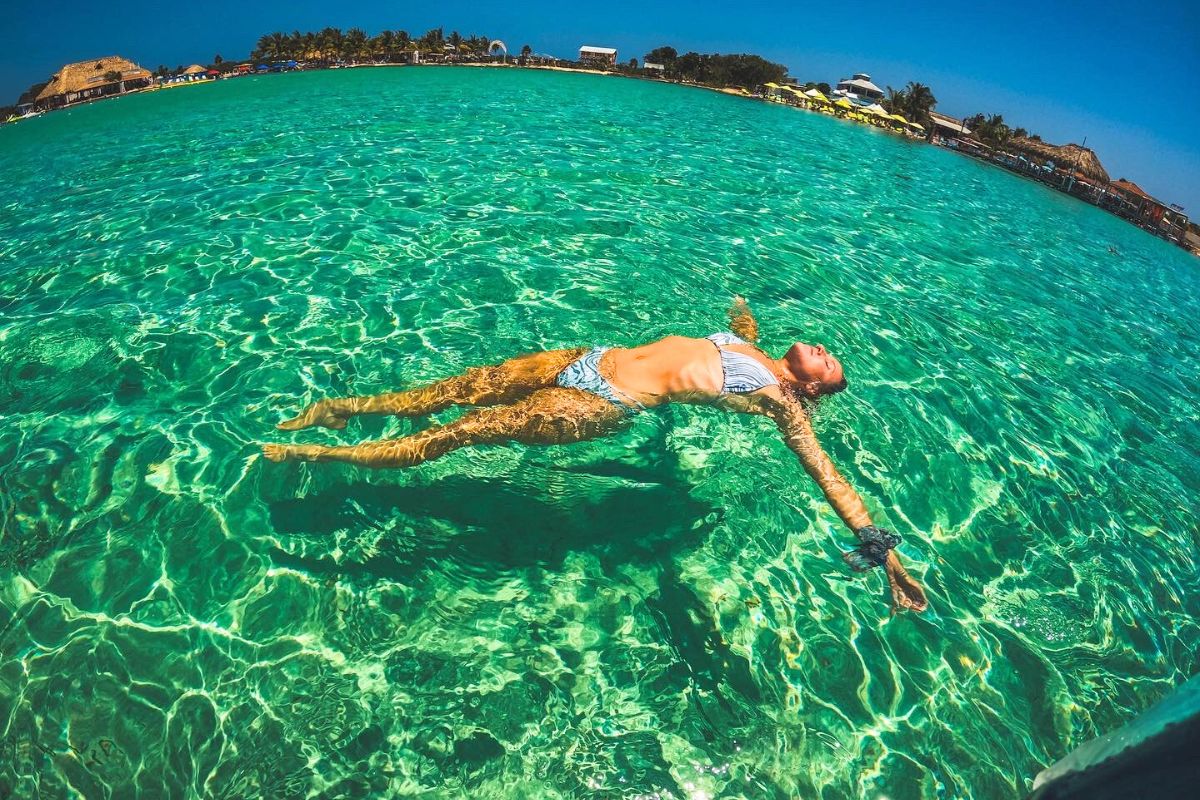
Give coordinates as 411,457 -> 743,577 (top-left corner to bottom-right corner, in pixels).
705,332 -> 779,394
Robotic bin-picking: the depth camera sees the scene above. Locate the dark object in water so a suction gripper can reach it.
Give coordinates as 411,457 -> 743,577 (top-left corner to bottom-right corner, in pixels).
1027,673 -> 1200,799
843,525 -> 901,571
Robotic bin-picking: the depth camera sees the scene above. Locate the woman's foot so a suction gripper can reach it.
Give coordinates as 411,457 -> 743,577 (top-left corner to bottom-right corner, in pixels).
276,401 -> 349,431
262,443 -> 326,462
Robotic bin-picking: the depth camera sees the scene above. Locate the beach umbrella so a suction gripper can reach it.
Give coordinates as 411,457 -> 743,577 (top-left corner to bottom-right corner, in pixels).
889,113 -> 909,124
805,90 -> 830,103
906,120 -> 925,131
833,98 -> 854,109
764,82 -> 780,89
863,103 -> 890,117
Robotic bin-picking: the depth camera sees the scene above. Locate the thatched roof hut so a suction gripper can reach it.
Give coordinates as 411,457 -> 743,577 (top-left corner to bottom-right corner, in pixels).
183,64 -> 206,75
1006,136 -> 1110,183
35,56 -> 150,106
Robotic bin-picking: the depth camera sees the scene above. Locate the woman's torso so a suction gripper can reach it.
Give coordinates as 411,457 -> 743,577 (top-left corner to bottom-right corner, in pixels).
602,335 -> 780,408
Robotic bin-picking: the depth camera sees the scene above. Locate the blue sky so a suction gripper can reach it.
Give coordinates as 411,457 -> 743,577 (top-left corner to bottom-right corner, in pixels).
4,1 -> 1198,212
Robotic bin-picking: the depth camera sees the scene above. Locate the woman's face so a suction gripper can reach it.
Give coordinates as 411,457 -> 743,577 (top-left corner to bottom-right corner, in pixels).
784,342 -> 844,393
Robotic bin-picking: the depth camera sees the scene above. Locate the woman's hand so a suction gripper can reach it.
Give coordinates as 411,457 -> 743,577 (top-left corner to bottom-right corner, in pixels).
885,553 -> 928,613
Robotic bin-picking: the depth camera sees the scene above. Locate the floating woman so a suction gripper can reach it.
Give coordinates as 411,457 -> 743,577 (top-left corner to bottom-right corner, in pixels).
263,296 -> 928,612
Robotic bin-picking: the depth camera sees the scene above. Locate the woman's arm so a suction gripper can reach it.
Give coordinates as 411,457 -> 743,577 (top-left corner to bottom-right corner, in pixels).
768,400 -> 928,613
728,295 -> 759,344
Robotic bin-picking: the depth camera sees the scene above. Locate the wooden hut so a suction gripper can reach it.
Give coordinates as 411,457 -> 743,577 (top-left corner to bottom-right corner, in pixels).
1005,137 -> 1110,183
35,56 -> 151,109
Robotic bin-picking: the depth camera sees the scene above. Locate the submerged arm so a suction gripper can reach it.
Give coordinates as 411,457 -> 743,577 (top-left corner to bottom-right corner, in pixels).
767,399 -> 928,612
728,295 -> 760,344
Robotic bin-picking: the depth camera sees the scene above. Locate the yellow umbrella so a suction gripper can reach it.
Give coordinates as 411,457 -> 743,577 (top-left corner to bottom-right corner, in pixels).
889,113 -> 909,124
806,90 -> 830,104
906,121 -> 926,131
764,82 -> 780,89
833,98 -> 854,109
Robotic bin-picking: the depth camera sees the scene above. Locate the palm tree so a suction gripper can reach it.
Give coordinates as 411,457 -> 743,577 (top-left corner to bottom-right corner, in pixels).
345,28 -> 368,63
964,113 -> 1010,147
419,27 -> 444,52
103,70 -> 125,93
255,34 -> 273,60
521,44 -> 532,57
903,82 -> 936,124
373,30 -> 396,62
883,85 -> 907,114
319,27 -> 345,62
448,31 -> 463,52
268,31 -> 287,60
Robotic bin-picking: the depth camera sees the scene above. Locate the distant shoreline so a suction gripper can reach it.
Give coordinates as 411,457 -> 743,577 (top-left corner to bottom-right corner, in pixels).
6,61 -> 1194,255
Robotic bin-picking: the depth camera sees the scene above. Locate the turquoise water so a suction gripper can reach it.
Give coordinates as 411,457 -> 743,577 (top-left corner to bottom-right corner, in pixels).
1,66 -> 1198,798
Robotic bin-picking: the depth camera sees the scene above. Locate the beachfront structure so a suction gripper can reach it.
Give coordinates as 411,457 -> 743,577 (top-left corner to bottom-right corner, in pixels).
1104,179 -> 1190,243
34,56 -> 151,110
928,111 -> 972,138
644,62 -> 666,73
833,73 -> 884,106
579,46 -> 617,67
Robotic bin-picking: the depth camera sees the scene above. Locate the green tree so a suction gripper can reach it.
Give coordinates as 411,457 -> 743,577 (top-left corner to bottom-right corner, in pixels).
816,82 -> 831,95
902,82 -> 937,126
318,27 -> 345,62
254,34 -> 272,60
419,27 -> 444,53
965,113 -> 1010,146
883,85 -> 908,114
103,70 -> 125,93
268,31 -> 286,59
521,44 -> 532,57
644,46 -> 678,65
346,28 -> 369,62
666,52 -> 787,88
374,30 -> 397,61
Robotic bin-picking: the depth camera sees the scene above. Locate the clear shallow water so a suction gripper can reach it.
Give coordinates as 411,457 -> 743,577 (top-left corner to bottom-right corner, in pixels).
1,67 -> 1198,798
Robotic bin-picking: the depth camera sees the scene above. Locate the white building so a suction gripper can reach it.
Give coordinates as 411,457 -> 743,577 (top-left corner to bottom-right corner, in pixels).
834,72 -> 884,106
928,112 -> 972,137
579,46 -> 617,67
643,62 -> 666,72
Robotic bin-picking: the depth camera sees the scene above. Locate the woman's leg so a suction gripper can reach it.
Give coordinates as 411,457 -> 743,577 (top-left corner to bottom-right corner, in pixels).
263,387 -> 627,467
276,348 -> 588,431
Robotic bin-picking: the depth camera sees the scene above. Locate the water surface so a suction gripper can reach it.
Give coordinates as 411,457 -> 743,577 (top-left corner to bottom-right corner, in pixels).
1,67 -> 1198,799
